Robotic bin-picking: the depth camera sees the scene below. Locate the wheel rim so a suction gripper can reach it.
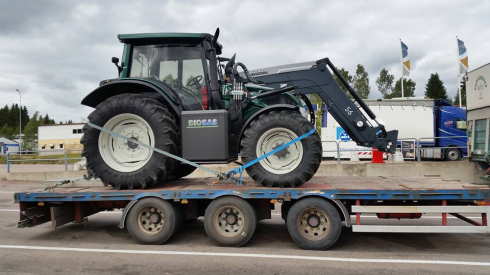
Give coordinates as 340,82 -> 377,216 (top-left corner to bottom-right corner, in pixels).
256,127 -> 304,174
98,113 -> 155,172
297,207 -> 331,241
447,149 -> 459,160
137,205 -> 164,235
213,206 -> 245,238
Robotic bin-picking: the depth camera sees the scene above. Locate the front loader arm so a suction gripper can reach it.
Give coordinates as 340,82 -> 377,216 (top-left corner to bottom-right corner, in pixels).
253,58 -> 398,153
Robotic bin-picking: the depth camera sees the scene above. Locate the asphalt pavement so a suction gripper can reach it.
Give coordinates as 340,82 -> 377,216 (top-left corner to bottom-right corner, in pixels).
0,180 -> 489,275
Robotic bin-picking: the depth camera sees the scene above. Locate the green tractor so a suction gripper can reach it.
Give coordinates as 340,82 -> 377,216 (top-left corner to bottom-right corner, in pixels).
81,29 -> 397,189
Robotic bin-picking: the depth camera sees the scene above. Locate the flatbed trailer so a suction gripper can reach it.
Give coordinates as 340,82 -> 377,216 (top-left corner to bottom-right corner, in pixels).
14,176 -> 490,250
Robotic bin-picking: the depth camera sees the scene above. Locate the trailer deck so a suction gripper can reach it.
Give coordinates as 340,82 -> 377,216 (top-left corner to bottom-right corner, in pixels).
14,176 -> 490,201
14,176 -> 490,250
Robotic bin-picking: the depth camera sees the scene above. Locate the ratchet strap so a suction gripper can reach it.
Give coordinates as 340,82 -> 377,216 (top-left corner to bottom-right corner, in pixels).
227,128 -> 317,185
87,122 -> 316,186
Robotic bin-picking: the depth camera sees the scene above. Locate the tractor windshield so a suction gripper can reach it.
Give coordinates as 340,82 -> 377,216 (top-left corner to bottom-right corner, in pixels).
129,45 -> 208,110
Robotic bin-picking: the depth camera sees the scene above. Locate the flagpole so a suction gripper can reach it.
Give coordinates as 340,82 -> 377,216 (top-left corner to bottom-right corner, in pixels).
400,39 -> 404,98
456,36 -> 462,108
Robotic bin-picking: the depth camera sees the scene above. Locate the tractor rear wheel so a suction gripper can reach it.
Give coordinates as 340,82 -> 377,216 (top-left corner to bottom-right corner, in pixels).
81,94 -> 178,189
167,163 -> 197,180
240,110 -> 322,187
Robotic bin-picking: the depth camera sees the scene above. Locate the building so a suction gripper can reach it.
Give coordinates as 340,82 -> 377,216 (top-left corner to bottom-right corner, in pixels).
0,137 -> 19,155
37,123 -> 85,155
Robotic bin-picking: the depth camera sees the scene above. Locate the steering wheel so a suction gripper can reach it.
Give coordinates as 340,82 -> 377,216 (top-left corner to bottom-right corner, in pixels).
186,75 -> 203,88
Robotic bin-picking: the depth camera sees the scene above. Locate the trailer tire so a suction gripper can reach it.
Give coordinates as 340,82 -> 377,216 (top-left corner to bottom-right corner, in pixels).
126,198 -> 179,245
81,94 -> 178,189
240,110 -> 322,187
167,163 -> 197,180
287,198 -> 341,250
204,197 -> 257,247
444,148 -> 461,161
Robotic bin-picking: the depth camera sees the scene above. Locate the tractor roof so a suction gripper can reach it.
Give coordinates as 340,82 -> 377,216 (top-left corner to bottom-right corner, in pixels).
117,32 -> 222,54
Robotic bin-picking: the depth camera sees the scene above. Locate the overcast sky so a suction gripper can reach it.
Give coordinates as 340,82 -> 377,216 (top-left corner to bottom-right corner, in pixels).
1,0 -> 489,123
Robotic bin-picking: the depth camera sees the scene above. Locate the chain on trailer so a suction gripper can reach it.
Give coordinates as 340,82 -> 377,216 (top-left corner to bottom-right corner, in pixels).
86,121 -> 317,186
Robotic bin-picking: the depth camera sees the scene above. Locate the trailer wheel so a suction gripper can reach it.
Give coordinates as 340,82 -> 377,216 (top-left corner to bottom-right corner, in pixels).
204,197 -> 257,247
81,94 -> 178,189
126,198 -> 179,244
240,110 -> 322,187
287,198 -> 341,250
444,148 -> 461,161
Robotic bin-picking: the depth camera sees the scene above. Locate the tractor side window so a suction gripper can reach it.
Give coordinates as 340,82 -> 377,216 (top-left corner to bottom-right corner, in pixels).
160,61 -> 178,84
183,59 -> 205,94
129,45 -> 207,110
129,46 -> 151,78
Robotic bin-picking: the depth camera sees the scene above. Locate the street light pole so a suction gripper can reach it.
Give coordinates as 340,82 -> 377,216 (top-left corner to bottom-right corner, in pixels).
16,89 -> 21,155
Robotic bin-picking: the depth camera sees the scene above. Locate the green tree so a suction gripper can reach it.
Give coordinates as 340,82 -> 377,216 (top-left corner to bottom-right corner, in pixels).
453,79 -> 466,106
0,105 -> 9,128
43,114 -> 54,125
353,64 -> 370,99
8,103 -> 20,129
375,68 -> 394,99
163,74 -> 175,84
23,111 -> 40,151
387,78 -> 416,98
21,106 -> 29,131
0,124 -> 15,140
424,73 -> 448,100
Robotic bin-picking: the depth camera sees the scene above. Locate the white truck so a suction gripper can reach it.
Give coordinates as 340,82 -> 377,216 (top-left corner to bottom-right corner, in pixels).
466,63 -> 490,179
322,98 -> 467,161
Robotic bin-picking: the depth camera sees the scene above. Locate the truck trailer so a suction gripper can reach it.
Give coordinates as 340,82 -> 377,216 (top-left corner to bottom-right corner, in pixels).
14,176 -> 490,250
322,98 -> 467,161
467,63 -> 490,180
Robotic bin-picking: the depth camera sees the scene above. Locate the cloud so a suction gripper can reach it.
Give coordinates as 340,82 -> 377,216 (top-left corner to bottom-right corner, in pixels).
0,0 -> 489,122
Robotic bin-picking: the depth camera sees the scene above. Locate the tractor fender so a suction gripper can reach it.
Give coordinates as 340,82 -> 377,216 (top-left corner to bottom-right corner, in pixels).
81,79 -> 183,115
238,104 -> 300,147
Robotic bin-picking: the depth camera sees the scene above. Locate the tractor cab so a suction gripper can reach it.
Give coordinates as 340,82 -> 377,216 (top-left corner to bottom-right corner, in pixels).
117,33 -> 222,111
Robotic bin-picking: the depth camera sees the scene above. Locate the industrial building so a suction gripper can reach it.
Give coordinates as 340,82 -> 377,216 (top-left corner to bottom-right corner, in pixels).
37,123 -> 85,155
0,137 -> 19,155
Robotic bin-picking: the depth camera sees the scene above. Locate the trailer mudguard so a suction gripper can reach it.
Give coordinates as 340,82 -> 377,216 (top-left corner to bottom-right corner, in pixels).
254,58 -> 398,153
81,79 -> 183,115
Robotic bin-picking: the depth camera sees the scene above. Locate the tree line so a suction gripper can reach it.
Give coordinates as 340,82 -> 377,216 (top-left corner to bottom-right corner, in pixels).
0,104 -> 55,143
321,65 -> 465,104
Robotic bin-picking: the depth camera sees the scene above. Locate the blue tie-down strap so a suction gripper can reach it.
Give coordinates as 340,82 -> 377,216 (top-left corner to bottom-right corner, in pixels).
227,128 -> 317,185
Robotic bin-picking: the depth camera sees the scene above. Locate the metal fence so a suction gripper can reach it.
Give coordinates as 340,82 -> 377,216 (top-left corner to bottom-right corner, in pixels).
5,136 -> 468,172
6,149 -> 83,172
322,136 -> 468,164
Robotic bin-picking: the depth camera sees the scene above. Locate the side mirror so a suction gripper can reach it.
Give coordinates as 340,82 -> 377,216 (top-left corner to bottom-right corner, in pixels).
111,57 -> 122,75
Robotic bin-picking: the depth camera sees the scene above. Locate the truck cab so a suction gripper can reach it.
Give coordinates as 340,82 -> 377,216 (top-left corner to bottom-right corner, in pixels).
435,100 -> 468,160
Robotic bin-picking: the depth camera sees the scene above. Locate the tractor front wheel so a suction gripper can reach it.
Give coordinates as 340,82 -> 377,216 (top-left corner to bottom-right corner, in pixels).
240,110 -> 322,187
81,94 -> 178,189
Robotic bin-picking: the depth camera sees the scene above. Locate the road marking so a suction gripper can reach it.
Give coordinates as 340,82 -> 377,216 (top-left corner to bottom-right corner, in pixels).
0,244 -> 489,266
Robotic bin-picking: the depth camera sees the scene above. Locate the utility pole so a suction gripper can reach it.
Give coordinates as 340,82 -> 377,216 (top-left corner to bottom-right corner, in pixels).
16,89 -> 22,155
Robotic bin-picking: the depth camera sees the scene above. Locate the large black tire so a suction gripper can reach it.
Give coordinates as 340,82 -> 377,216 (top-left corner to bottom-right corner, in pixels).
126,198 -> 179,245
204,196 -> 257,247
81,94 -> 178,189
286,198 -> 341,250
240,110 -> 322,187
167,163 -> 197,180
